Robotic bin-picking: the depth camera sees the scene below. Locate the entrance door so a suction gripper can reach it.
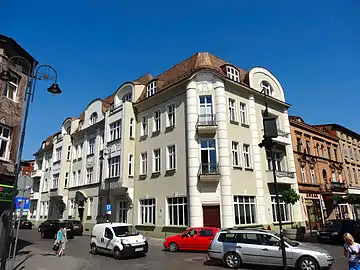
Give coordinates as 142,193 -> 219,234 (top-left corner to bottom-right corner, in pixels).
203,205 -> 221,228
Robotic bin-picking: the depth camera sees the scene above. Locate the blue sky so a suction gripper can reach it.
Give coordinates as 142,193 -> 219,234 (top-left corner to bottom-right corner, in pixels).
2,0 -> 359,159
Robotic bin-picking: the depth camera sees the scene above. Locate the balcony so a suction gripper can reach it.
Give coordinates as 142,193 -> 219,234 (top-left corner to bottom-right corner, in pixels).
265,170 -> 296,184
31,169 -> 42,178
109,103 -> 123,114
49,187 -> 62,197
29,192 -> 40,200
197,114 -> 217,135
198,163 -> 220,183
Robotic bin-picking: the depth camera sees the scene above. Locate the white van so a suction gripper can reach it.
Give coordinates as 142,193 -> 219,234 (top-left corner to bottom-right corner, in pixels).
90,223 -> 148,259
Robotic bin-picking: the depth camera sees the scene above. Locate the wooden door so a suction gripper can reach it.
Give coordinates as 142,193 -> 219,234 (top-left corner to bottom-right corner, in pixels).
203,205 -> 221,228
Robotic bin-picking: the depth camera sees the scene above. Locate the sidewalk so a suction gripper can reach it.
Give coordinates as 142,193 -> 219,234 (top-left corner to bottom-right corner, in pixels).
5,246 -> 90,270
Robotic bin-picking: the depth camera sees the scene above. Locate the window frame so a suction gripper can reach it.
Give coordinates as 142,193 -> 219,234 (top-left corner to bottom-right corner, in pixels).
231,141 -> 240,167
128,154 -> 134,177
271,196 -> 291,223
228,98 -> 236,122
233,195 -> 257,225
129,118 -> 134,139
166,197 -> 188,226
139,198 -> 156,225
3,72 -> 19,101
0,124 -> 11,160
140,116 -> 148,137
86,167 -> 94,184
166,104 -> 176,127
146,81 -> 157,97
239,102 -> 249,125
90,113 -> 98,125
260,81 -> 273,96
166,145 -> 176,171
109,120 -> 121,141
153,110 -> 161,132
52,174 -> 59,189
152,148 -> 161,173
243,144 -> 252,169
88,138 -> 95,155
226,66 -> 240,82
140,152 -> 148,175
108,156 -> 120,178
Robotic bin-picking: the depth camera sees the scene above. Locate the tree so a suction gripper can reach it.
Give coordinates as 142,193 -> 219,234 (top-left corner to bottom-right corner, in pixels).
281,188 -> 300,226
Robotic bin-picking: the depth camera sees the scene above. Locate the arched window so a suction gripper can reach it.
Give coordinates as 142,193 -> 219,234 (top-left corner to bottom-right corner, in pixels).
122,92 -> 132,102
90,113 -> 98,125
226,66 -> 240,82
146,81 -> 157,97
260,81 -> 274,96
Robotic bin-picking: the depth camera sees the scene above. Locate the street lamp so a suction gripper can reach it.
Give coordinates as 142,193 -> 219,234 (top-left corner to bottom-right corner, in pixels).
99,148 -> 111,223
258,89 -> 287,270
0,56 -> 61,270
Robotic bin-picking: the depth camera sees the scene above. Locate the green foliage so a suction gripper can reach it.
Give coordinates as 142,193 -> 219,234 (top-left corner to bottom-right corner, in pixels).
281,188 -> 300,205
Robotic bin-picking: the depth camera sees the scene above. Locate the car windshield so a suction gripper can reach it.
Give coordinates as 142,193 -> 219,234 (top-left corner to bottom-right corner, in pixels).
112,226 -> 138,237
274,232 -> 299,247
325,220 -> 342,229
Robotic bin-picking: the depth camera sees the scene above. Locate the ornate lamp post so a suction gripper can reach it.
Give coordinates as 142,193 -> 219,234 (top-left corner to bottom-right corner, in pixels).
0,56 -> 61,270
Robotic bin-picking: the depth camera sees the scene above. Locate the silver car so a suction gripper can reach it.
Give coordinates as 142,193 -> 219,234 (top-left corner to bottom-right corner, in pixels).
208,228 -> 334,269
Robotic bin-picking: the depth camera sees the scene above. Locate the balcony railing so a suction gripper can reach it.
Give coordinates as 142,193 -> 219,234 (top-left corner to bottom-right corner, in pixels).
197,114 -> 217,126
109,103 -> 123,114
199,163 -> 219,175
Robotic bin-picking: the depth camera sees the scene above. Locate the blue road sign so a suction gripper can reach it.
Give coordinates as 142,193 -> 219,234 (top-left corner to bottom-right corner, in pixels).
106,204 -> 112,214
15,197 -> 30,211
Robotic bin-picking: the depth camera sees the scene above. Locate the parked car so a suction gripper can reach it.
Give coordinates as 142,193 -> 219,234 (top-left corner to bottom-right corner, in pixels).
317,219 -> 355,243
90,223 -> 148,259
15,218 -> 32,229
163,227 -> 219,252
39,220 -> 74,239
208,228 -> 334,270
38,220 -> 59,232
63,220 -> 83,235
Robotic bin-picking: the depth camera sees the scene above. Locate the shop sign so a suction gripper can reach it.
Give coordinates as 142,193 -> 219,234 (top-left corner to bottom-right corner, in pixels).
305,199 -> 313,207
0,184 -> 14,202
331,182 -> 346,192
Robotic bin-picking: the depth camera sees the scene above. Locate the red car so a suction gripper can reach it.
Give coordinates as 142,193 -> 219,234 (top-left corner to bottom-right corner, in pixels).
163,227 -> 219,252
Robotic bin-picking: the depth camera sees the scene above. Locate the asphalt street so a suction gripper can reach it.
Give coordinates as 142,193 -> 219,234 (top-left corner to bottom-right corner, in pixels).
16,229 -> 348,270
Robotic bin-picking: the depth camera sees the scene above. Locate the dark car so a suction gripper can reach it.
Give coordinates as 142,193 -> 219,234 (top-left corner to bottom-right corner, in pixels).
317,219 -> 355,242
39,220 -> 74,239
38,220 -> 59,232
64,220 -> 83,236
15,218 -> 32,229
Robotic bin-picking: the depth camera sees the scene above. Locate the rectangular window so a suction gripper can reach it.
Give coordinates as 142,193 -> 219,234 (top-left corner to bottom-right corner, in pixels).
271,196 -> 291,223
146,81 -> 157,97
110,120 -> 121,141
153,110 -> 161,132
108,156 -> 120,178
348,167 -> 352,183
234,196 -> 256,225
140,116 -> 148,136
52,174 -> 59,189
3,72 -> 19,101
310,169 -> 316,184
87,197 -> 93,217
231,141 -> 240,167
87,167 -> 94,184
77,170 -> 81,185
332,172 -> 336,182
167,145 -> 176,171
128,154 -> 133,176
55,147 -> 62,162
78,143 -> 83,159
334,148 -> 338,161
72,171 -> 76,187
228,98 -> 236,122
140,152 -> 147,175
166,104 -> 175,127
88,138 -> 95,155
64,172 -> 69,188
243,144 -> 251,168
339,172 -> 343,183
153,149 -> 161,173
266,150 -> 284,171
301,166 -> 307,183
306,141 -> 311,155
118,201 -> 128,222
297,138 -> 302,152
354,168 -> 358,184
139,198 -> 156,225
0,124 -> 11,159
129,118 -> 134,138
239,102 -> 248,125
167,197 -> 188,226
328,146 -> 332,160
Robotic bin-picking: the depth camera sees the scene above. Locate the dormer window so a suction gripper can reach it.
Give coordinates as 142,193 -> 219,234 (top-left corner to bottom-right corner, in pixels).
66,126 -> 71,135
226,66 -> 240,82
260,81 -> 273,96
146,81 -> 157,97
122,93 -> 132,102
90,113 -> 98,125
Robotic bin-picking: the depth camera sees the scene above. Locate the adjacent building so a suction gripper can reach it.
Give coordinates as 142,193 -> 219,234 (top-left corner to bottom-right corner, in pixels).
30,52 -> 303,235
289,116 -> 350,231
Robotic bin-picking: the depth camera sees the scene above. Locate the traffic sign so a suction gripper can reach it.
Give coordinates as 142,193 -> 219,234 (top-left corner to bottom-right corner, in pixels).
15,197 -> 30,211
106,204 -> 112,214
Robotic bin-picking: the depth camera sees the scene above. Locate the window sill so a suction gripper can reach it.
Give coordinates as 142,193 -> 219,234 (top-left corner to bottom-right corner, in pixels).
151,172 -> 161,178
129,136 -> 135,141
86,216 -> 92,220
77,158 -> 82,161
241,123 -> 250,128
53,161 -> 61,165
165,169 -> 176,176
232,165 -> 242,170
128,175 -> 134,178
87,153 -> 95,158
165,125 -> 175,133
152,130 -> 160,137
50,187 -> 58,191
273,221 -> 293,225
107,137 -> 121,144
230,120 -> 239,125
244,167 -> 253,171
140,134 -> 148,141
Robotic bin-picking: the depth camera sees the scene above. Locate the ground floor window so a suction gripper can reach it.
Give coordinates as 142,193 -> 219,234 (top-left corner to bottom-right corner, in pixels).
234,196 -> 256,225
167,197 -> 188,226
139,198 -> 156,225
118,200 -> 128,223
271,196 -> 291,223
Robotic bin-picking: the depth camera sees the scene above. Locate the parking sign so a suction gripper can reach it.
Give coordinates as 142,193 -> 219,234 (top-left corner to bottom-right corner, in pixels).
106,204 -> 112,214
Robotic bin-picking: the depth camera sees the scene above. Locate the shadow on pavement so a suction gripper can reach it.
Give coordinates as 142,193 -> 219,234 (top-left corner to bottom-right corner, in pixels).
203,260 -> 281,269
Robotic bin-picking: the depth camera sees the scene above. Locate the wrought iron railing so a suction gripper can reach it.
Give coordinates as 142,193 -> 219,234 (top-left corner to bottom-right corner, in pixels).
197,114 -> 217,126
199,163 -> 219,175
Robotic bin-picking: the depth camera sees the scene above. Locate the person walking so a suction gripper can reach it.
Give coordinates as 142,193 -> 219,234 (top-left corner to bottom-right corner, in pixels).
344,233 -> 360,270
54,225 -> 67,257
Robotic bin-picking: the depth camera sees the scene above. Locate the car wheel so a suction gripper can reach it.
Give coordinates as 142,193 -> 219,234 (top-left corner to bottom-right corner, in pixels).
168,242 -> 178,252
38,227 -> 41,232
90,244 -> 97,255
298,256 -> 319,270
114,247 -> 121,259
224,252 -> 241,269
41,232 -> 44,238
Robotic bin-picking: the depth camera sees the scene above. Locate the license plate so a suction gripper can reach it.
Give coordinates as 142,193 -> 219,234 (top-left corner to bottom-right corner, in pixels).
74,226 -> 79,228
135,247 -> 143,252
320,235 -> 330,239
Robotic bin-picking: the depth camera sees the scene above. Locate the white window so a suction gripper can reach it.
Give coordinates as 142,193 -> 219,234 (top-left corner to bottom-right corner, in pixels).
234,196 -> 256,225
226,66 -> 240,82
128,154 -> 133,176
72,171 -> 76,187
260,81 -> 273,96
77,143 -> 83,159
64,172 -> 69,188
166,104 -> 175,127
339,172 -> 343,183
140,152 -> 147,175
87,167 -> 94,184
146,81 -> 157,97
90,113 -> 98,125
271,196 -> 291,223
129,118 -> 134,138
167,145 -> 176,171
118,201 -> 128,222
167,197 -> 188,226
110,120 -> 121,141
108,156 -> 120,178
43,179 -> 48,192
239,102 -> 248,125
139,198 -> 156,225
153,110 -> 161,132
301,166 -> 307,183
0,125 -> 11,159
231,141 -> 240,167
140,116 -> 148,136
122,92 -> 132,102
243,144 -> 251,168
153,149 -> 161,173
66,146 -> 71,160
266,150 -> 285,171
310,169 -> 316,184
228,98 -> 236,122
88,138 -> 95,155
52,174 -> 59,189
77,170 -> 82,185
87,197 -> 93,217
55,147 -> 62,162
3,72 -> 19,101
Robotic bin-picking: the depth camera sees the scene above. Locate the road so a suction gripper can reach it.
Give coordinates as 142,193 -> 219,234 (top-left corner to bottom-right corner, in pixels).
16,229 -> 347,269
